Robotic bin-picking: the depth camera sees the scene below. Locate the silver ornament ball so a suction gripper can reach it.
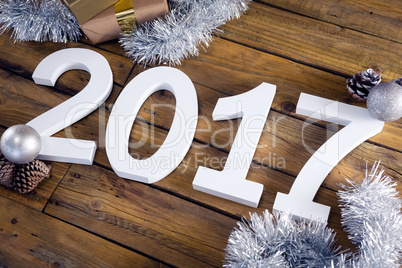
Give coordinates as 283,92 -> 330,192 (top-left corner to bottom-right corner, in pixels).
367,82 -> 402,122
0,124 -> 42,164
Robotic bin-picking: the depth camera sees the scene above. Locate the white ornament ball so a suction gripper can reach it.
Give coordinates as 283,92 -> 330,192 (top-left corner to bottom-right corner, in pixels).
366,82 -> 402,122
0,124 -> 42,164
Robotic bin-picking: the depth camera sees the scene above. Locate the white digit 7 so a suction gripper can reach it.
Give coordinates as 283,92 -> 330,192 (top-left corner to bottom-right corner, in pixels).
193,83 -> 276,208
273,93 -> 384,222
27,48 -> 113,164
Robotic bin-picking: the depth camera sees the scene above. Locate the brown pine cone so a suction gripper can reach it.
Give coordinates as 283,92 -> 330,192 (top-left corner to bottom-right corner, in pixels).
347,68 -> 381,101
13,160 -> 51,194
0,153 -> 16,188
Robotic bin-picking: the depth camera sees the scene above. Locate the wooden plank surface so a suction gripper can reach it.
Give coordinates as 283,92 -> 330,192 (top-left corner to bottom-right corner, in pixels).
0,197 -> 161,267
0,32 -> 134,88
0,72 -> 354,251
259,0 -> 402,43
220,2 -> 402,79
45,164 -> 237,267
0,1 -> 401,267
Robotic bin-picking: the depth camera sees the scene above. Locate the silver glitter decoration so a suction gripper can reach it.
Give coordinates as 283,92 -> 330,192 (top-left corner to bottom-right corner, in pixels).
120,0 -> 251,65
366,82 -> 402,122
0,124 -> 42,164
225,162 -> 402,267
0,0 -> 81,42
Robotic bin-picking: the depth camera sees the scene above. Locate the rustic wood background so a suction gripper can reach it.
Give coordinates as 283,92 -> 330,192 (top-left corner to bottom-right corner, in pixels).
0,0 -> 401,267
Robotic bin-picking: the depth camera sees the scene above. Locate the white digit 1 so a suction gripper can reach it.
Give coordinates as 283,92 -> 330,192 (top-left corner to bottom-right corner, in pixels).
27,48 -> 113,164
105,67 -> 198,183
192,83 -> 276,208
273,93 -> 384,222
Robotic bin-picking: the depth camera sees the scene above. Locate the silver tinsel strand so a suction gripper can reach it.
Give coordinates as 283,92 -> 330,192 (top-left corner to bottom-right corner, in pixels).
0,0 -> 250,64
225,162 -> 402,267
338,162 -> 402,267
120,0 -> 251,65
0,0 -> 81,42
224,211 -> 345,267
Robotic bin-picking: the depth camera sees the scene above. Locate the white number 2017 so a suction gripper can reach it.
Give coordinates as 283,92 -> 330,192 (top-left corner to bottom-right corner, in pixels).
24,49 -> 385,223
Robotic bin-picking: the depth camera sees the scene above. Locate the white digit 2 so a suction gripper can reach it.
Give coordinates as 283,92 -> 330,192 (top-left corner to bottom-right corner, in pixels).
192,83 -> 276,208
27,48 -> 113,164
105,67 -> 198,183
273,93 -> 385,222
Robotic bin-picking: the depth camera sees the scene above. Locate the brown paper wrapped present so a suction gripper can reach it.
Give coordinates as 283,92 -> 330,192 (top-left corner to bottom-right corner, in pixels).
63,0 -> 119,24
81,0 -> 169,44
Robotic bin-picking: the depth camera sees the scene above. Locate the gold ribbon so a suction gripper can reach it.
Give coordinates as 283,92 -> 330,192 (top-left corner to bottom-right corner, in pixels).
114,0 -> 138,33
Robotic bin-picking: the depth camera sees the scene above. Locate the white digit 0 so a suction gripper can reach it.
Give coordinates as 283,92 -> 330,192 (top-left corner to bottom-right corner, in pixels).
27,48 -> 113,164
105,67 -> 198,183
273,93 -> 385,222
192,83 -> 276,208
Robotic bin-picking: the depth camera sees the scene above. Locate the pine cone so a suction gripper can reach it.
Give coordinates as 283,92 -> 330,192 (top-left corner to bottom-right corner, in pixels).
347,68 -> 381,101
0,153 -> 16,188
13,160 -> 51,194
391,77 -> 402,87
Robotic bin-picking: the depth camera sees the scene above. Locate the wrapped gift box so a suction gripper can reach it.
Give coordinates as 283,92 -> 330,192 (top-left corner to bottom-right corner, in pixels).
80,0 -> 169,44
63,0 -> 119,24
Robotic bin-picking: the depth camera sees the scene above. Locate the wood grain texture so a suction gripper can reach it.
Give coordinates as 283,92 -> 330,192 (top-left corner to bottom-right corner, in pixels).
44,164 -> 237,267
0,1 -> 401,266
220,2 -> 402,79
259,0 -> 402,43
126,67 -> 402,186
0,32 -> 134,88
168,37 -> 402,152
3,53 -> 400,208
0,65 -> 356,256
0,49 -> 399,255
0,158 -> 69,212
0,196 -> 161,268
1,26 -> 400,153
81,38 -> 129,58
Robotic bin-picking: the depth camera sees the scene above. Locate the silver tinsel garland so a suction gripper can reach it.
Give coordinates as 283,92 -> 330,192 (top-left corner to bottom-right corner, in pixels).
225,163 -> 402,267
0,0 -> 251,65
0,0 -> 81,42
120,0 -> 251,65
224,211 -> 346,267
338,163 -> 402,267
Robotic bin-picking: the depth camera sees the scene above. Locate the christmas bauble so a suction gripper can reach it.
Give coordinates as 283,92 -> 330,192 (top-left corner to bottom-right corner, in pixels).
366,82 -> 402,122
0,124 -> 42,164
